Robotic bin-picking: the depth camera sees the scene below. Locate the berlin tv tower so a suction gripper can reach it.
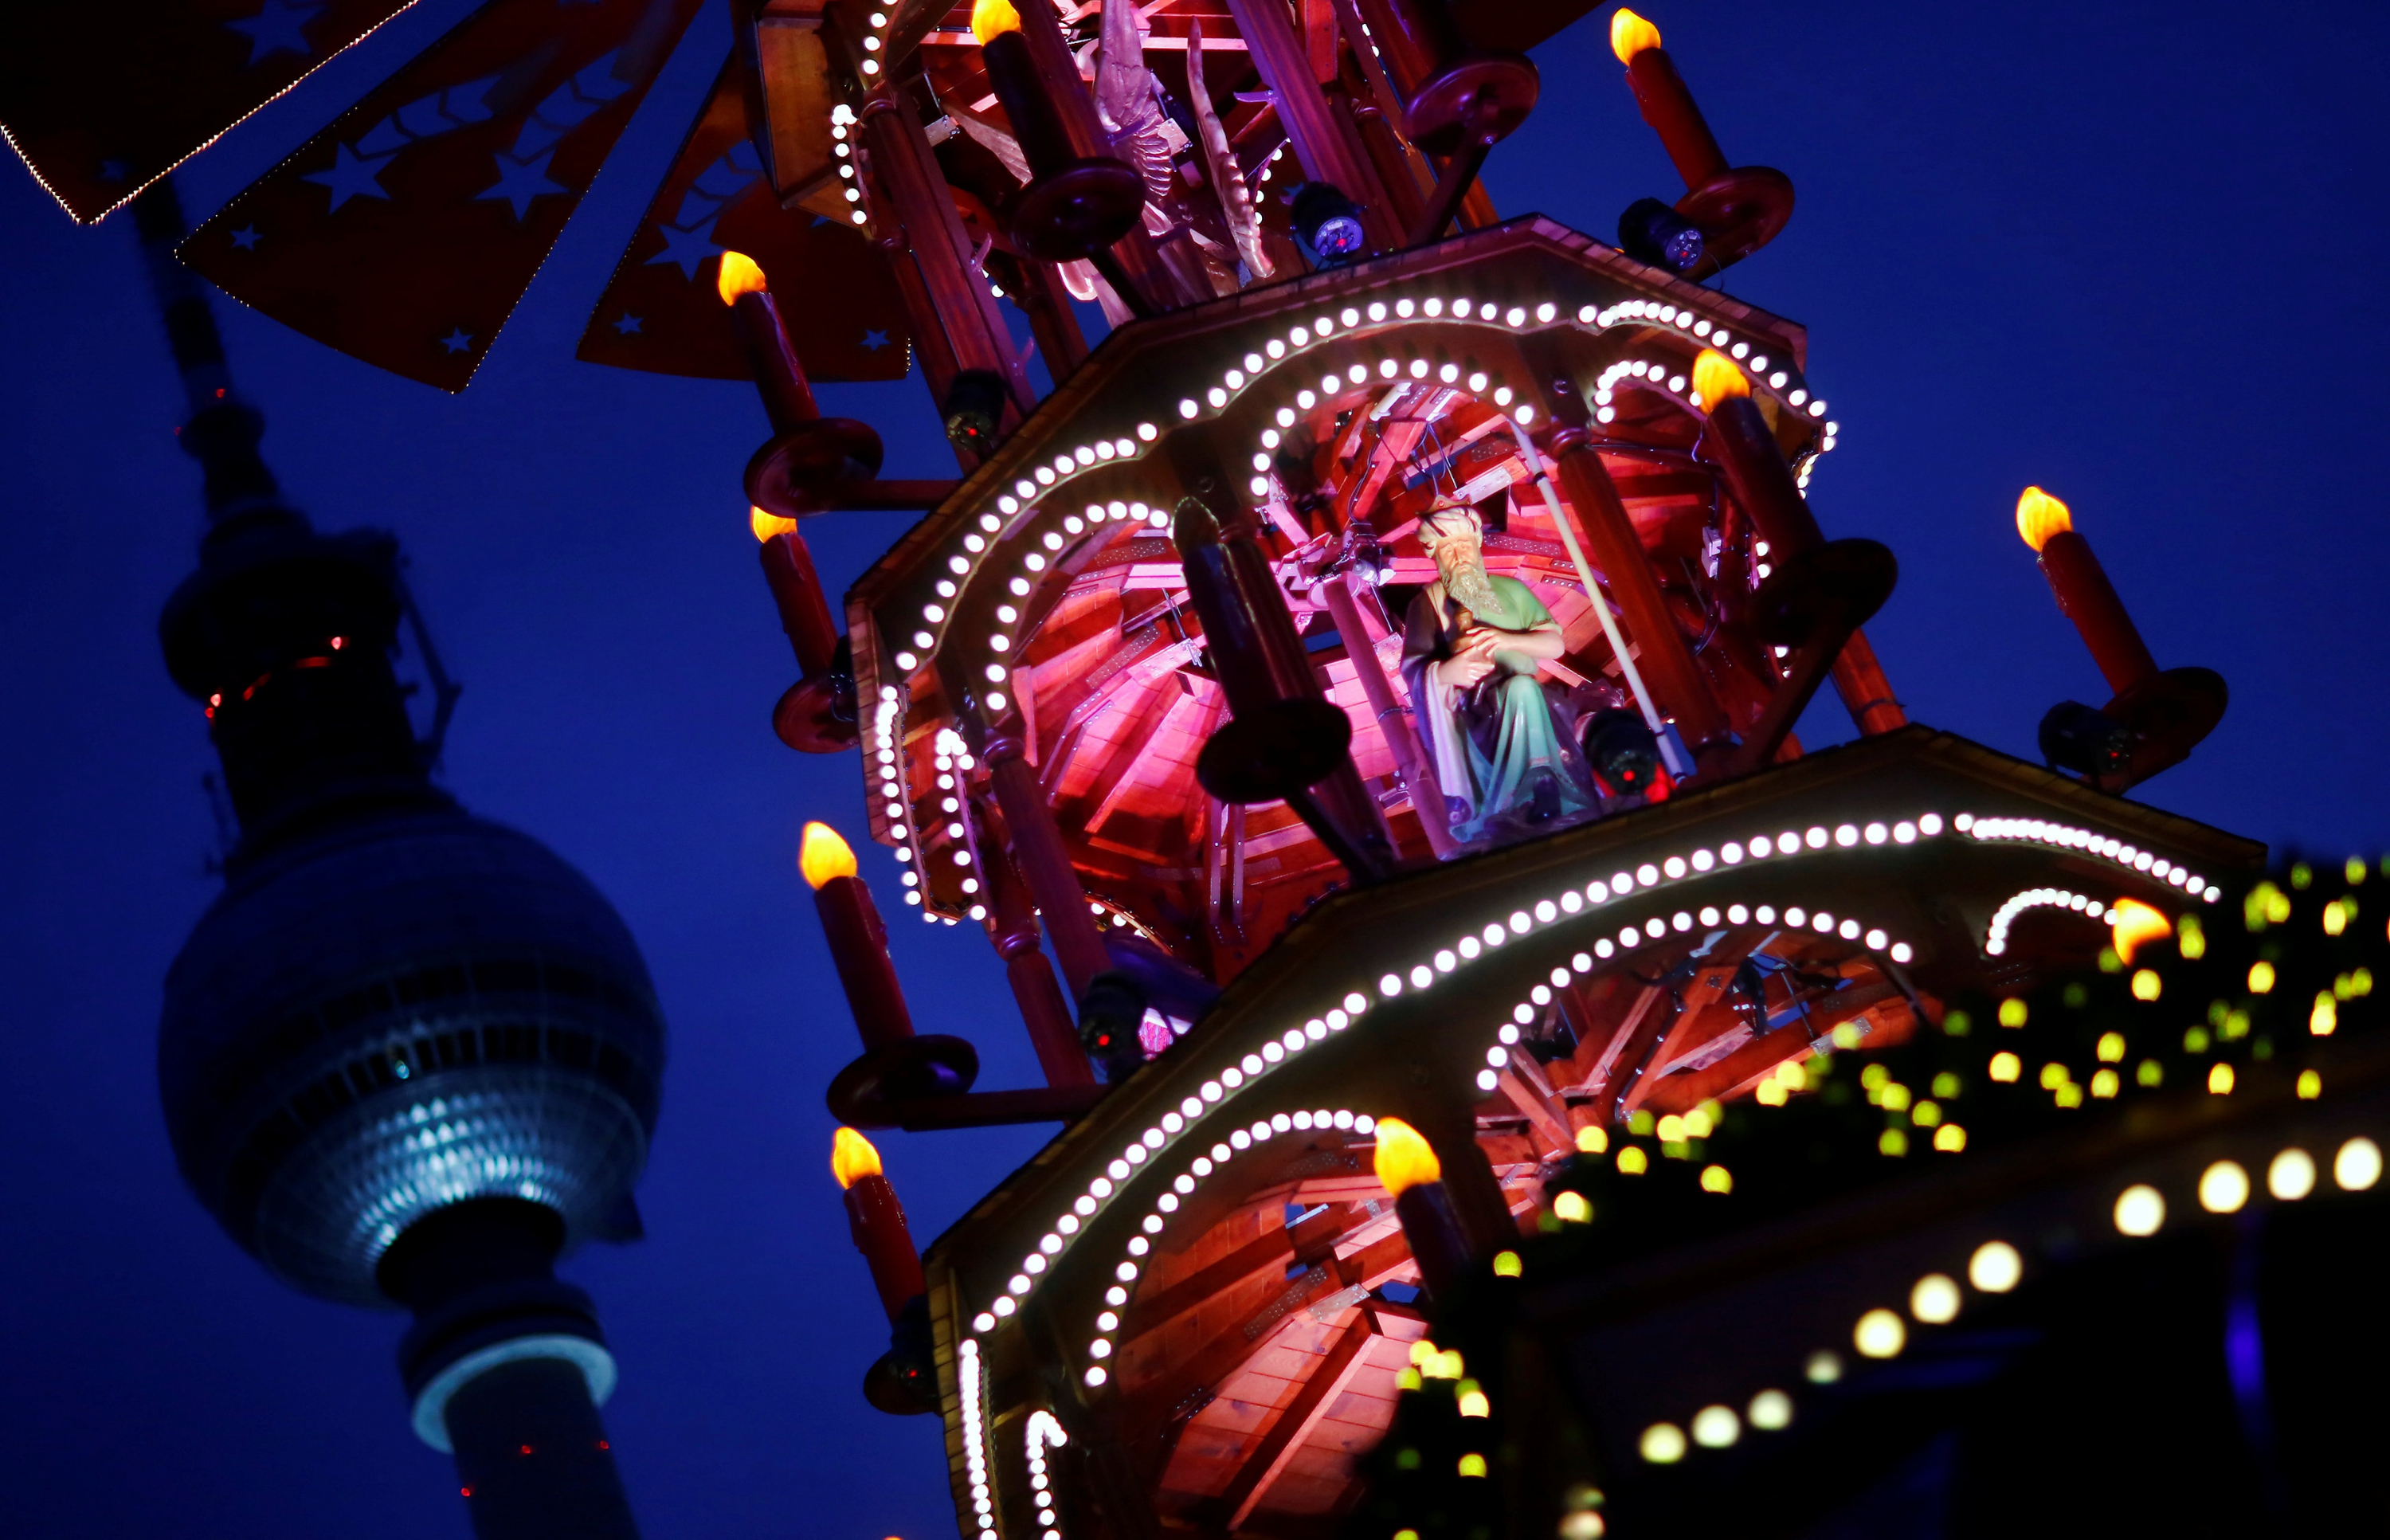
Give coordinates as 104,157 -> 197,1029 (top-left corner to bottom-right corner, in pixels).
136,180 -> 664,1539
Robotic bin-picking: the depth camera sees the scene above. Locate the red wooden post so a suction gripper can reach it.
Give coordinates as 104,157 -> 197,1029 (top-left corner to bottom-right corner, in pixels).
982,731 -> 1115,997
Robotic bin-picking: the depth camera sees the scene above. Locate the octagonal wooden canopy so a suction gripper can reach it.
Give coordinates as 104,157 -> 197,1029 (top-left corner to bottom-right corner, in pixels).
848,216 -> 1840,972
915,727 -> 2260,1540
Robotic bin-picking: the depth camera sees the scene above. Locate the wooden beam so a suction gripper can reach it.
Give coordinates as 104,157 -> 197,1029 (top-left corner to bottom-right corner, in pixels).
1640,981 -> 1907,1115
1495,1052 -> 1573,1155
1079,675 -> 1188,831
1622,938 -> 1762,1112
1573,982 -> 1665,1119
1221,1311 -> 1375,1530
1125,1231 -> 1411,1451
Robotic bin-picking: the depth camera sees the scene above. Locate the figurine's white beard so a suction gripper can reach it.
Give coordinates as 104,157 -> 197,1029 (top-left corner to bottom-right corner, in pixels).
1439,553 -> 1500,617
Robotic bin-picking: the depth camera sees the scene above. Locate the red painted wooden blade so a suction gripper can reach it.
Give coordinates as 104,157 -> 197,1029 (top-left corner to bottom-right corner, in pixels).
0,0 -> 419,225
181,0 -> 703,393
574,57 -> 911,386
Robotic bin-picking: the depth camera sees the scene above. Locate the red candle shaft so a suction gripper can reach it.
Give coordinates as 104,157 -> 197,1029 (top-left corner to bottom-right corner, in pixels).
2037,530 -> 2159,696
981,29 -> 1078,178
1549,429 -> 1733,749
844,1173 -> 927,1322
813,873 -> 915,1051
1625,49 -> 1728,189
1392,1182 -> 1475,1299
730,288 -> 819,437
760,531 -> 840,677
1707,395 -> 1824,558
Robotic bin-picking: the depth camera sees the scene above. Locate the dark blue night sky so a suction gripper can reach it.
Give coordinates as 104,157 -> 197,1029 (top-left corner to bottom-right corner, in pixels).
3,2 -> 2386,1534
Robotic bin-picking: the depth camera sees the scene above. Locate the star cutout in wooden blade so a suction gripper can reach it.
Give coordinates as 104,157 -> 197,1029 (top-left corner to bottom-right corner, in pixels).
0,0 -> 418,224
575,56 -> 910,386
180,0 -> 702,393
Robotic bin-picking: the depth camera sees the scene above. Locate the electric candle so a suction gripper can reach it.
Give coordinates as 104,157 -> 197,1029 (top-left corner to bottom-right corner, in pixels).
802,822 -> 915,1051
1610,9 -> 1726,189
716,251 -> 818,437
1374,1117 -> 1475,1298
833,1127 -> 927,1322
2016,488 -> 2160,696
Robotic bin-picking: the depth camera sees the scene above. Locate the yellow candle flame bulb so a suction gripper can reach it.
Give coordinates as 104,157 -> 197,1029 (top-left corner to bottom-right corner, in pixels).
2015,486 -> 2073,551
717,249 -> 769,306
2108,898 -> 2171,964
1372,1117 -> 1442,1196
1691,348 -> 1749,409
800,821 -> 859,888
971,0 -> 1022,45
1609,6 -> 1662,63
752,505 -> 800,542
832,1126 -> 883,1188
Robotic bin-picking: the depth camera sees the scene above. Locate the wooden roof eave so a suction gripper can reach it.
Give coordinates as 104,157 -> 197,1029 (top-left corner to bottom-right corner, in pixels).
919,723 -> 2262,1310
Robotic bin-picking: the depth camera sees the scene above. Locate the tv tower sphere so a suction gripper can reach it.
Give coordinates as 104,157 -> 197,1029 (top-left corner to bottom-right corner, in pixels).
132,180 -> 660,1534
157,801 -> 665,1308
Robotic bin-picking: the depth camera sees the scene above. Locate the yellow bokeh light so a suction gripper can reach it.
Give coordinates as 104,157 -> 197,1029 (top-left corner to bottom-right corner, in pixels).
1748,1389 -> 1793,1430
1969,1240 -> 2022,1292
1574,1124 -> 1609,1154
1988,1052 -> 2022,1083
1554,1190 -> 1593,1224
1699,1165 -> 1733,1194
2248,960 -> 2276,994
2095,1032 -> 2126,1062
1617,1146 -> 1648,1175
1910,1274 -> 1961,1324
2113,1184 -> 2165,1236
1933,1123 -> 1967,1152
2336,1138 -> 2382,1192
2208,1063 -> 2235,1095
1491,1251 -> 1522,1278
2197,1160 -> 2249,1214
1638,1423 -> 1685,1464
2130,968 -> 2162,1001
1854,1308 -> 1906,1358
2270,1147 -> 2317,1201
1998,998 -> 2029,1028
1690,1405 -> 1739,1448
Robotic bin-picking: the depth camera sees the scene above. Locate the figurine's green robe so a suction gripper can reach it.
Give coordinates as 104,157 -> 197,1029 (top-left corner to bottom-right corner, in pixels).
1400,575 -> 1597,844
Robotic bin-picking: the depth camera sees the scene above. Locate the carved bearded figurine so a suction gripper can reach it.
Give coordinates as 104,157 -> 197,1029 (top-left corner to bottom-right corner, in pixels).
1398,504 -> 1598,843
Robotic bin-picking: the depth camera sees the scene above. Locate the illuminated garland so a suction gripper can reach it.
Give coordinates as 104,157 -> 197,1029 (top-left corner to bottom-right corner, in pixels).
1346,856 -> 2387,1540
